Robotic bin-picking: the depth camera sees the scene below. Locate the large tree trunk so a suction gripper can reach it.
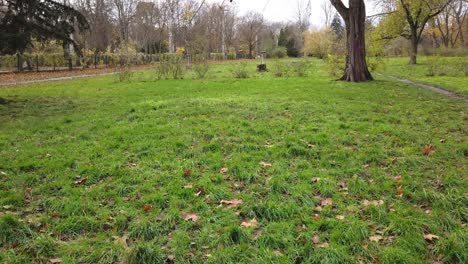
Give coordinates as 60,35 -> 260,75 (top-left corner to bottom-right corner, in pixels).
331,0 -> 372,82
409,33 -> 418,65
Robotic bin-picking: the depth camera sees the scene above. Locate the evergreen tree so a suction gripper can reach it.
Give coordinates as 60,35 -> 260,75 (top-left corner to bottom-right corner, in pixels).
331,14 -> 345,40
0,0 -> 89,55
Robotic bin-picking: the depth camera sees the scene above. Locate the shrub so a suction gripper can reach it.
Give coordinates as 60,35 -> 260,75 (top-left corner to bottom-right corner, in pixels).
232,62 -> 249,79
326,54 -> 345,78
268,47 -> 288,59
115,66 -> 134,82
192,57 -> 210,79
227,48 -> 237,60
367,56 -> 386,72
271,59 -> 289,77
153,54 -> 185,80
291,59 -> 311,77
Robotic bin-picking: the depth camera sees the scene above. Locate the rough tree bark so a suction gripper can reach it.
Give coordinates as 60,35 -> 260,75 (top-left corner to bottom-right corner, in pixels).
330,0 -> 373,82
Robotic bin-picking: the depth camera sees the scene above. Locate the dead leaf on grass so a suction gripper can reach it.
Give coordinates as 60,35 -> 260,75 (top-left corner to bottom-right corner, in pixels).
336,215 -> 345,220
183,213 -> 200,222
259,161 -> 272,168
311,177 -> 321,183
48,258 -> 62,264
312,235 -> 320,244
423,145 -> 435,156
220,168 -> 228,174
369,235 -> 383,242
392,176 -> 402,183
220,199 -> 243,208
396,186 -> 403,197
320,198 -> 333,207
363,200 -> 384,207
424,234 -> 440,241
240,218 -> 258,228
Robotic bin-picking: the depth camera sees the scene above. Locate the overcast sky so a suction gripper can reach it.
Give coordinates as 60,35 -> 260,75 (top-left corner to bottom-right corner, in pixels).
206,0 -> 378,27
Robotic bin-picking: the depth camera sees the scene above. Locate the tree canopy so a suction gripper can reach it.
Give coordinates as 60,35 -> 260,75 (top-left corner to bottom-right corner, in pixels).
0,0 -> 89,55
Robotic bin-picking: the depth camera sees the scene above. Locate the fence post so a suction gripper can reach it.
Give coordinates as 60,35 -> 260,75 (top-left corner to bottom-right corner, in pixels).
36,55 -> 39,72
17,54 -> 21,72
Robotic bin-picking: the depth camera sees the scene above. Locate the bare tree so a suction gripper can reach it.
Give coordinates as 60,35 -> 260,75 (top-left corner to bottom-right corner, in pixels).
237,12 -> 264,59
322,0 -> 336,27
113,0 -> 136,42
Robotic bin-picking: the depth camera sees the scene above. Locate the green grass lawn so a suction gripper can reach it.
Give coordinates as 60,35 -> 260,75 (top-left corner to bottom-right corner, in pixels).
382,56 -> 468,97
0,59 -> 467,263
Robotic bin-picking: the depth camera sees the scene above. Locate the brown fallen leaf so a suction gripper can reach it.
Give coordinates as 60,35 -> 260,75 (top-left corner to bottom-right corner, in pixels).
112,235 -> 129,248
311,213 -> 321,220
363,164 -> 370,169
184,184 -> 194,189
183,213 -> 200,222
317,242 -> 329,248
369,235 -> 383,242
423,145 -> 435,156
391,157 -> 398,163
312,235 -> 320,244
143,205 -> 153,212
273,250 -> 284,256
439,139 -> 446,143
363,200 -> 384,207
307,144 -> 316,148
311,177 -> 321,183
320,198 -> 333,207
337,180 -> 348,191
396,186 -> 403,197
220,199 -> 243,208
424,234 -> 440,241
336,215 -> 345,220
240,218 -> 258,228
167,255 -> 175,262
220,168 -> 228,174
259,161 -> 272,168
74,177 -> 87,185
392,176 -> 402,183
48,258 -> 62,264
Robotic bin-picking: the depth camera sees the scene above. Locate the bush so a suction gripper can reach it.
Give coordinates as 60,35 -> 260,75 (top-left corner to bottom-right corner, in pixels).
115,66 -> 134,82
326,54 -> 345,78
153,54 -> 185,80
367,56 -> 386,72
192,60 -> 210,79
291,59 -> 311,77
271,59 -> 289,77
268,47 -> 288,59
232,62 -> 250,79
227,48 -> 237,60
456,58 -> 468,77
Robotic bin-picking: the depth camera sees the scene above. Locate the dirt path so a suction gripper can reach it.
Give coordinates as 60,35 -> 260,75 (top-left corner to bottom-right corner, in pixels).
0,72 -> 116,87
379,74 -> 468,103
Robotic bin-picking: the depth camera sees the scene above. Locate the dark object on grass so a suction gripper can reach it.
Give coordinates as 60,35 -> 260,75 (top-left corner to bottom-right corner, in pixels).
257,64 -> 267,72
0,98 -> 8,105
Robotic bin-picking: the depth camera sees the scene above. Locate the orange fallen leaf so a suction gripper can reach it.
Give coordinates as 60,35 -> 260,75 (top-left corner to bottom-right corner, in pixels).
143,205 -> 153,212
396,186 -> 403,196
423,145 -> 435,156
220,199 -> 243,208
183,213 -> 200,222
240,218 -> 258,228
183,169 -> 192,176
369,235 -> 383,242
424,234 -> 439,241
392,176 -> 402,183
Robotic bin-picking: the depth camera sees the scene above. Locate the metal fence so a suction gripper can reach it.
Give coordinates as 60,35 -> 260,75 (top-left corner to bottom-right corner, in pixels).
0,53 -> 251,73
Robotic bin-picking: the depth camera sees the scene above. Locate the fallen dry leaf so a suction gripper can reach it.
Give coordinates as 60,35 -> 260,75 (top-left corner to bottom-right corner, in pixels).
317,242 -> 329,248
369,235 -> 383,242
74,177 -> 87,185
167,255 -> 175,262
320,198 -> 333,207
363,200 -> 384,207
183,213 -> 200,222
273,250 -> 284,256
396,186 -> 403,197
392,176 -> 402,183
112,235 -> 129,248
311,177 -> 321,183
363,164 -> 370,169
423,145 -> 435,156
424,234 -> 440,241
336,215 -> 345,220
439,139 -> 446,143
240,218 -> 258,228
312,235 -> 320,244
143,205 -> 153,212
220,168 -> 228,174
307,144 -> 316,148
311,213 -> 321,220
337,180 -> 348,191
259,161 -> 272,168
48,258 -> 62,264
220,199 -> 243,208
183,169 -> 192,176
